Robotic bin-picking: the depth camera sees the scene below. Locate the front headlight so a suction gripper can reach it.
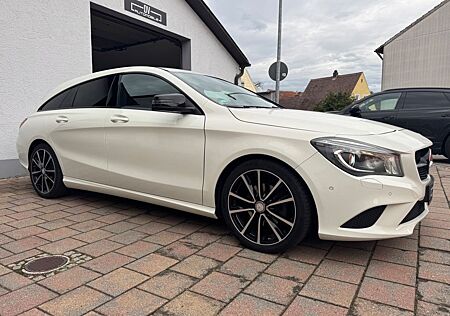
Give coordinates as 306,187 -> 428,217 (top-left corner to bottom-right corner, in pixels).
311,137 -> 403,177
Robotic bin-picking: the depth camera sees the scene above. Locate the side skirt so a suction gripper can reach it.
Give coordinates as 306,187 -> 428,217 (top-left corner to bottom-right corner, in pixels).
63,177 -> 217,219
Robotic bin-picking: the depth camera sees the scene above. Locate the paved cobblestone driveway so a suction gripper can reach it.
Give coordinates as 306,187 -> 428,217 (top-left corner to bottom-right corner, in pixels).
0,160 -> 448,316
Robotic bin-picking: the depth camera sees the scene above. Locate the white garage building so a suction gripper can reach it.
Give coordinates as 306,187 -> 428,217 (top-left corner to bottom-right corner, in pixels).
375,0 -> 450,90
0,0 -> 250,178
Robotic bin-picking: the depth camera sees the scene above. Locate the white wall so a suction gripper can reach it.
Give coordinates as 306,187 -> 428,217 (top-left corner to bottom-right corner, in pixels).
0,0 -> 240,161
382,1 -> 450,90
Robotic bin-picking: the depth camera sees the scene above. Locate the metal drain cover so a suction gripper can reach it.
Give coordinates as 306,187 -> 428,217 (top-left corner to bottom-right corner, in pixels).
23,255 -> 69,275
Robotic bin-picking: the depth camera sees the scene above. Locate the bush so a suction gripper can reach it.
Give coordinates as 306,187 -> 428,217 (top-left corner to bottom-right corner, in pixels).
314,92 -> 356,112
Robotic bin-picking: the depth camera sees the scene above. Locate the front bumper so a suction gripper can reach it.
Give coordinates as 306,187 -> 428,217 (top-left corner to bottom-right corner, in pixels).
297,151 -> 432,241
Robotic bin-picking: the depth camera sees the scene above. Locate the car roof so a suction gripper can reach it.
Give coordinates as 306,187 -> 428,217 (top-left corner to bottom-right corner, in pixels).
383,87 -> 450,93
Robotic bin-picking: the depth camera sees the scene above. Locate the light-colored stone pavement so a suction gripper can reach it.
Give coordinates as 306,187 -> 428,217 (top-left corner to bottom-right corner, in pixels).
0,160 -> 448,316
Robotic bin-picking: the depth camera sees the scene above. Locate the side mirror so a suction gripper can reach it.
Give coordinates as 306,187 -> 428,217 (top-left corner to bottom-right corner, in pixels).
152,94 -> 196,114
349,106 -> 361,117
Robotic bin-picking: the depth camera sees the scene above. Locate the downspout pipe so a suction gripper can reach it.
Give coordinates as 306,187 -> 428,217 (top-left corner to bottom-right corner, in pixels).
234,66 -> 246,85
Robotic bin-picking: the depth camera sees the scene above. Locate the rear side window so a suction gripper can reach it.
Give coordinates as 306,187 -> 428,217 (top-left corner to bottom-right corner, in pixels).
403,92 -> 449,109
40,87 -> 77,111
72,76 -> 115,108
358,93 -> 401,112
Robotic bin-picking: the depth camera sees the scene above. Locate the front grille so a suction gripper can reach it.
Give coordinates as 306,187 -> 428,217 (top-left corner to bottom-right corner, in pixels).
400,202 -> 425,224
341,206 -> 386,229
415,148 -> 430,181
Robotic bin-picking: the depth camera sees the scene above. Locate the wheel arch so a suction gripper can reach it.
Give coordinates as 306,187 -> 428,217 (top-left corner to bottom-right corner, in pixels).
214,154 -> 318,232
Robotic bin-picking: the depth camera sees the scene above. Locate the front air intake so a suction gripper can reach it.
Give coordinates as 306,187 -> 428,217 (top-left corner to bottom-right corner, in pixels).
340,206 -> 386,229
400,202 -> 425,224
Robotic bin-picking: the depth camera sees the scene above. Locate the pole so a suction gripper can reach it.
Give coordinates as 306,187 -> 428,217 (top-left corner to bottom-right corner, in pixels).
275,0 -> 283,103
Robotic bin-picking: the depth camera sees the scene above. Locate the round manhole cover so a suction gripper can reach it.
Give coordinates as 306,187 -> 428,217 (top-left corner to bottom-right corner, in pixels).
23,255 -> 70,275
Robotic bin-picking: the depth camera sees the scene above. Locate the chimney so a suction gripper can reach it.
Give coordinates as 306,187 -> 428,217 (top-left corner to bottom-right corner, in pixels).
332,70 -> 338,78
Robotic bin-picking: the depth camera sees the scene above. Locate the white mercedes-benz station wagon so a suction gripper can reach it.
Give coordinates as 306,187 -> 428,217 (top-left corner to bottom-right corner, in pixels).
17,67 -> 434,253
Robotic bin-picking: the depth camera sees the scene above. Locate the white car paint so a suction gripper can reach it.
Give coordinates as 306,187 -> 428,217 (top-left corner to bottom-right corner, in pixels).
17,66 -> 433,242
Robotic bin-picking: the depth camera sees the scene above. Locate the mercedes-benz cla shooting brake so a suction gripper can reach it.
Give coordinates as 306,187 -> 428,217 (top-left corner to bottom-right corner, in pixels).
17,67 -> 434,253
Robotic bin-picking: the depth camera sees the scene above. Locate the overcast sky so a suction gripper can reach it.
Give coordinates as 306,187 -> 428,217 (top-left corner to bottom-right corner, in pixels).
204,0 -> 443,92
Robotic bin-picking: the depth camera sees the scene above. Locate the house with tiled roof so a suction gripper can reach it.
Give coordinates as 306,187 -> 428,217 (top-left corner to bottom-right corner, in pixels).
293,71 -> 370,111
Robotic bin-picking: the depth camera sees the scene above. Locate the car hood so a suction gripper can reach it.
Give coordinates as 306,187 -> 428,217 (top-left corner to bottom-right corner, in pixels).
229,108 -> 400,136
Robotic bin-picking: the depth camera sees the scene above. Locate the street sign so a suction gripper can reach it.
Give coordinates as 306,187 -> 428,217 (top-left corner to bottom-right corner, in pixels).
269,62 -> 288,81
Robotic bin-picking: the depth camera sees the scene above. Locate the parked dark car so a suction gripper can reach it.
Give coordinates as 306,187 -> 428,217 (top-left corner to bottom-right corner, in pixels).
338,88 -> 450,158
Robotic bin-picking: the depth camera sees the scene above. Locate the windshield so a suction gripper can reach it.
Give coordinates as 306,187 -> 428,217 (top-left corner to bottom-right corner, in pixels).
172,72 -> 278,108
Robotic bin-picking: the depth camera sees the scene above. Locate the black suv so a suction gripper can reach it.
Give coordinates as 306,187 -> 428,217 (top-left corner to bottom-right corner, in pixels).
339,88 -> 450,158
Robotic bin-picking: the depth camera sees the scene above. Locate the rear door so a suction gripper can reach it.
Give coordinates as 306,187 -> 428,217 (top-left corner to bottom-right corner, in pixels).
396,91 -> 450,151
48,75 -> 116,184
355,92 -> 403,126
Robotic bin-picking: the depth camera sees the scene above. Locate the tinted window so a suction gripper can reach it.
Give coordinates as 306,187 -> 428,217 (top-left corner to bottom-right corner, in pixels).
404,92 -> 449,109
358,93 -> 401,112
40,87 -> 77,111
118,74 -> 179,110
72,76 -> 115,108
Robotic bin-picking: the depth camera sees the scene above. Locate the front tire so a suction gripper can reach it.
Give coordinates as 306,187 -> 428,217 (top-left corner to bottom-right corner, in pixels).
219,159 -> 313,253
29,143 -> 68,198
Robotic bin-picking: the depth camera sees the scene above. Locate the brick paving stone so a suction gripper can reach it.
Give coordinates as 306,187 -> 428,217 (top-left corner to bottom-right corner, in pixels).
126,214 -> 156,225
102,221 -> 139,234
88,267 -> 148,296
366,260 -> 416,286
38,218 -> 74,230
197,242 -> 242,262
82,252 -> 135,274
20,308 -> 50,316
351,298 -> 414,316
300,275 -> 357,308
126,253 -> 178,276
220,256 -> 267,281
335,240 -> 376,251
0,284 -> 57,316
0,265 -> 10,276
39,266 -> 101,294
38,210 -> 71,221
77,239 -> 122,257
191,272 -> 248,303
7,217 -> 45,228
37,227 -> 78,242
220,293 -> 285,316
157,241 -> 200,260
159,291 -> 224,316
0,249 -> 41,265
417,300 -> 450,316
419,261 -> 450,284
0,248 -> 13,259
358,277 -> 415,311
420,226 -> 450,239
171,254 -> 220,278
40,286 -> 111,316
72,229 -> 113,243
266,257 -> 315,283
420,236 -> 450,252
237,248 -> 278,263
284,296 -> 348,316
144,230 -> 185,245
421,218 -> 450,230
315,259 -> 365,284
116,240 -> 161,258
0,272 -> 33,290
244,273 -> 300,305
167,222 -> 204,235
96,213 -> 130,224
3,236 -> 48,253
108,230 -> 148,245
181,232 -> 221,247
0,234 -> 14,245
96,288 -> 166,316
5,226 -> 47,240
419,248 -> 450,265
134,221 -> 172,234
9,203 -> 41,213
378,237 -> 418,251
0,224 -> 14,234
38,237 -> 85,254
66,212 -> 101,223
218,234 -> 241,246
417,280 -> 450,306
372,246 -> 417,267
139,270 -> 196,299
69,220 -> 106,232
284,245 -> 326,265
326,245 -> 371,266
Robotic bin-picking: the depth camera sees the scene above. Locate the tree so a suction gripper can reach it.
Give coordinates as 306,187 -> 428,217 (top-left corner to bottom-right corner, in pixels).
314,92 -> 356,112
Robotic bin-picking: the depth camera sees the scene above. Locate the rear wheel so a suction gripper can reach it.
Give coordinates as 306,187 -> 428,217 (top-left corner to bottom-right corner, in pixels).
29,143 -> 68,198
219,159 -> 313,253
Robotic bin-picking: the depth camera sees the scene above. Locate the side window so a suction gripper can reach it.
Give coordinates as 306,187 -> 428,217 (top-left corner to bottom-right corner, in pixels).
118,74 -> 179,110
72,76 -> 115,108
40,87 -> 77,111
403,92 -> 449,109
358,93 -> 401,112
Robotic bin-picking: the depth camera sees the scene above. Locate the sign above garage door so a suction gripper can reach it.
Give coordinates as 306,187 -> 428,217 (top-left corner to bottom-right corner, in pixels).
124,0 -> 167,26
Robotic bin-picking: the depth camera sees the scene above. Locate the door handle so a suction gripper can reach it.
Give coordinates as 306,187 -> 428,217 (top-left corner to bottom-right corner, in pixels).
110,115 -> 129,123
56,116 -> 69,123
